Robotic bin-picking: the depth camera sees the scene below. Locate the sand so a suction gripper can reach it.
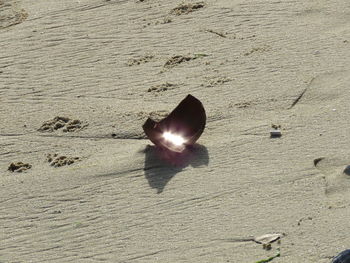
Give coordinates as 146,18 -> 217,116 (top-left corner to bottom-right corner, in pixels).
1,0 -> 350,262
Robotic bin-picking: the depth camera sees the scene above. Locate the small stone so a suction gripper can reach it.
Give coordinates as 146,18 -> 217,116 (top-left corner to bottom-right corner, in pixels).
270,129 -> 282,138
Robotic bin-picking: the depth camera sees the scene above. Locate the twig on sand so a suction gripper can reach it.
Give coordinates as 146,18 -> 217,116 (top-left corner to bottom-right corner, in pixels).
289,88 -> 307,109
289,77 -> 315,109
254,249 -> 280,263
205,29 -> 227,38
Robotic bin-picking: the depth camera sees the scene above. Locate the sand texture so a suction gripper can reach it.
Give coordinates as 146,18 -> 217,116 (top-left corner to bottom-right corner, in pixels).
1,0 -> 350,262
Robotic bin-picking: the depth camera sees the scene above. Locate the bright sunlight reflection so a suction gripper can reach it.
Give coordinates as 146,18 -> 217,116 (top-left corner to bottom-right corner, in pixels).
162,132 -> 186,146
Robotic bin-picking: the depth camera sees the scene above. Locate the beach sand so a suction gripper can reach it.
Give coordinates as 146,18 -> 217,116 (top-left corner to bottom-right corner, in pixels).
1,0 -> 350,262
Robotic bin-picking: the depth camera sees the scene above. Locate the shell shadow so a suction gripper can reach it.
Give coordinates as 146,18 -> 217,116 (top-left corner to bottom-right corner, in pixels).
314,157 -> 350,206
143,144 -> 209,193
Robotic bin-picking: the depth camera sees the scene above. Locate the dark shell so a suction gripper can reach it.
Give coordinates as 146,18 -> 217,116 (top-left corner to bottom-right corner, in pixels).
344,165 -> 350,175
143,94 -> 206,152
332,249 -> 350,263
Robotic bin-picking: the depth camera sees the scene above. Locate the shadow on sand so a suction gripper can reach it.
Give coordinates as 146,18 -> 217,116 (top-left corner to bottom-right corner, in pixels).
142,144 -> 209,193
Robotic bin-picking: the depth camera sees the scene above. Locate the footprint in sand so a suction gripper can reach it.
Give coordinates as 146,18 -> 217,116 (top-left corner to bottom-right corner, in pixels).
0,1 -> 28,30
147,82 -> 178,93
46,153 -> 81,167
243,45 -> 271,56
127,55 -> 155,66
314,157 -> 350,207
164,55 -> 195,69
8,162 -> 32,172
164,54 -> 208,69
135,110 -> 169,121
170,2 -> 205,16
38,116 -> 88,132
203,76 -> 232,87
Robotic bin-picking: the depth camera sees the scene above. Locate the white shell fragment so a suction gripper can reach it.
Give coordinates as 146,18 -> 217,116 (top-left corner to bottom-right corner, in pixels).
254,233 -> 284,245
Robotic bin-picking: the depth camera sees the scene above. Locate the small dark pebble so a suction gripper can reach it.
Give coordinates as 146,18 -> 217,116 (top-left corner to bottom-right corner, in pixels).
111,133 -> 117,137
270,129 -> 282,138
331,249 -> 350,263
